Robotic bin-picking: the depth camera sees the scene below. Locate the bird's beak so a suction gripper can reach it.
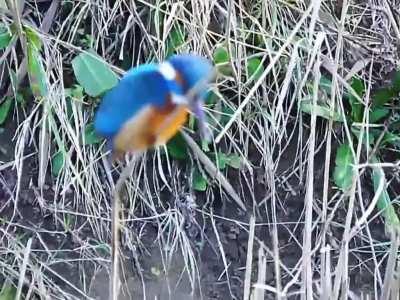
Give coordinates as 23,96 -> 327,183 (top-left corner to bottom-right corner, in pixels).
190,97 -> 212,142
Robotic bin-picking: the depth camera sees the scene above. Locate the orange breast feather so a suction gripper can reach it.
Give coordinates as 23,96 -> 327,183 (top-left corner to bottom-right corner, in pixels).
113,103 -> 188,154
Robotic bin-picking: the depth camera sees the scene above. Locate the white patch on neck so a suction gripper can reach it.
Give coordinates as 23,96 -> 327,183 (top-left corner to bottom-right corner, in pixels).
159,62 -> 176,81
171,94 -> 187,104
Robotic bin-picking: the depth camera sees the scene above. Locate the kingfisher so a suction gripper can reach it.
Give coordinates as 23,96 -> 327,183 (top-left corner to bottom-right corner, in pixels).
94,54 -> 214,157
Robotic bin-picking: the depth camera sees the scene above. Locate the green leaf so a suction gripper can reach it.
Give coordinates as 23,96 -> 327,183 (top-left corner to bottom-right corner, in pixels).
26,28 -> 47,98
246,57 -> 264,81
333,143 -> 355,191
205,91 -> 218,105
213,46 -> 229,64
0,284 -> 16,300
192,168 -> 207,191
0,24 -> 12,49
226,153 -> 241,169
370,107 -> 389,123
371,155 -> 400,230
24,26 -> 42,49
214,152 -> 228,170
348,77 -> 365,122
52,151 -> 65,177
166,25 -> 185,57
382,132 -> 400,147
166,132 -> 189,160
66,84 -> 84,99
319,76 -> 333,96
83,123 -> 102,145
213,46 -> 232,76
300,99 -> 344,122
0,97 -> 13,125
220,104 -> 235,126
72,52 -> 118,97
306,76 -> 333,97
372,87 -> 396,107
391,70 -> 400,93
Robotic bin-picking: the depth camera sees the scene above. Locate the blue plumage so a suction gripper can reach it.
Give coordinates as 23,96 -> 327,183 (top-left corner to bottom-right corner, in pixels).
94,64 -> 182,139
94,54 -> 214,153
168,54 -> 213,98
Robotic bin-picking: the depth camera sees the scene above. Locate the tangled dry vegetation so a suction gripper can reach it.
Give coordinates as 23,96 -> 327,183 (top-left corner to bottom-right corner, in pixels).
0,0 -> 400,299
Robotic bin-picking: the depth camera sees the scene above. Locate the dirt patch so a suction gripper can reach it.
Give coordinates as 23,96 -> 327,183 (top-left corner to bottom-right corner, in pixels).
1,119 -> 390,299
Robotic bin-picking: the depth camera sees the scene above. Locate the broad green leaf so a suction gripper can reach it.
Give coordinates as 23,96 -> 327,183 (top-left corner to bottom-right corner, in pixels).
372,87 -> 396,107
211,152 -> 242,170
205,91 -> 218,105
24,26 -> 42,49
0,97 -> 13,125
349,77 -> 365,122
226,153 -> 241,169
0,284 -> 17,300
391,70 -> 400,92
27,45 -> 47,97
305,76 -> 333,97
370,107 -> 389,123
201,139 -> 210,152
371,155 -> 400,230
65,84 -> 84,99
333,143 -> 355,191
246,57 -> 264,81
192,168 -> 207,191
166,132 -> 189,160
319,76 -> 333,96
220,104 -> 235,126
83,123 -> 102,145
26,27 -> 47,97
382,132 -> 400,147
300,99 -> 344,122
52,150 -> 65,177
213,46 -> 229,64
72,52 -> 118,97
166,25 -> 185,57
213,152 -> 228,170
0,24 -> 12,49
213,46 -> 232,76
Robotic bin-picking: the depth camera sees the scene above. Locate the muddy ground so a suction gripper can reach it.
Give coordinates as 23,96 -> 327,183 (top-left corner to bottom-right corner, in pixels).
0,118 -> 388,299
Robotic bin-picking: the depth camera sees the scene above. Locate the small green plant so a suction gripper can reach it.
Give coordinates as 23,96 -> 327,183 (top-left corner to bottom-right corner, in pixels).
51,150 -> 65,177
246,57 -> 264,82
302,71 -> 400,230
0,283 -> 16,300
332,143 -> 355,191
25,26 -> 47,98
0,97 -> 12,125
165,25 -> 186,57
192,167 -> 207,192
72,51 -> 118,97
213,45 -> 233,76
0,24 -> 13,49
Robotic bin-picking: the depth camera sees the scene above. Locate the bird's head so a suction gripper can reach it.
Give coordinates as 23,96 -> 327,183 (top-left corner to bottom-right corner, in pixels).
166,54 -> 214,140
167,54 -> 214,98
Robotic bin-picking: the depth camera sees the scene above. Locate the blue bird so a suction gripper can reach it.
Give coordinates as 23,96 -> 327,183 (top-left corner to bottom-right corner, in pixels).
94,54 -> 214,157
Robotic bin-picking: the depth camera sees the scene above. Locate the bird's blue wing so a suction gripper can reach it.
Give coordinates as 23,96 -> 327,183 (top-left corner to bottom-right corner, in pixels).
94,64 -> 182,139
